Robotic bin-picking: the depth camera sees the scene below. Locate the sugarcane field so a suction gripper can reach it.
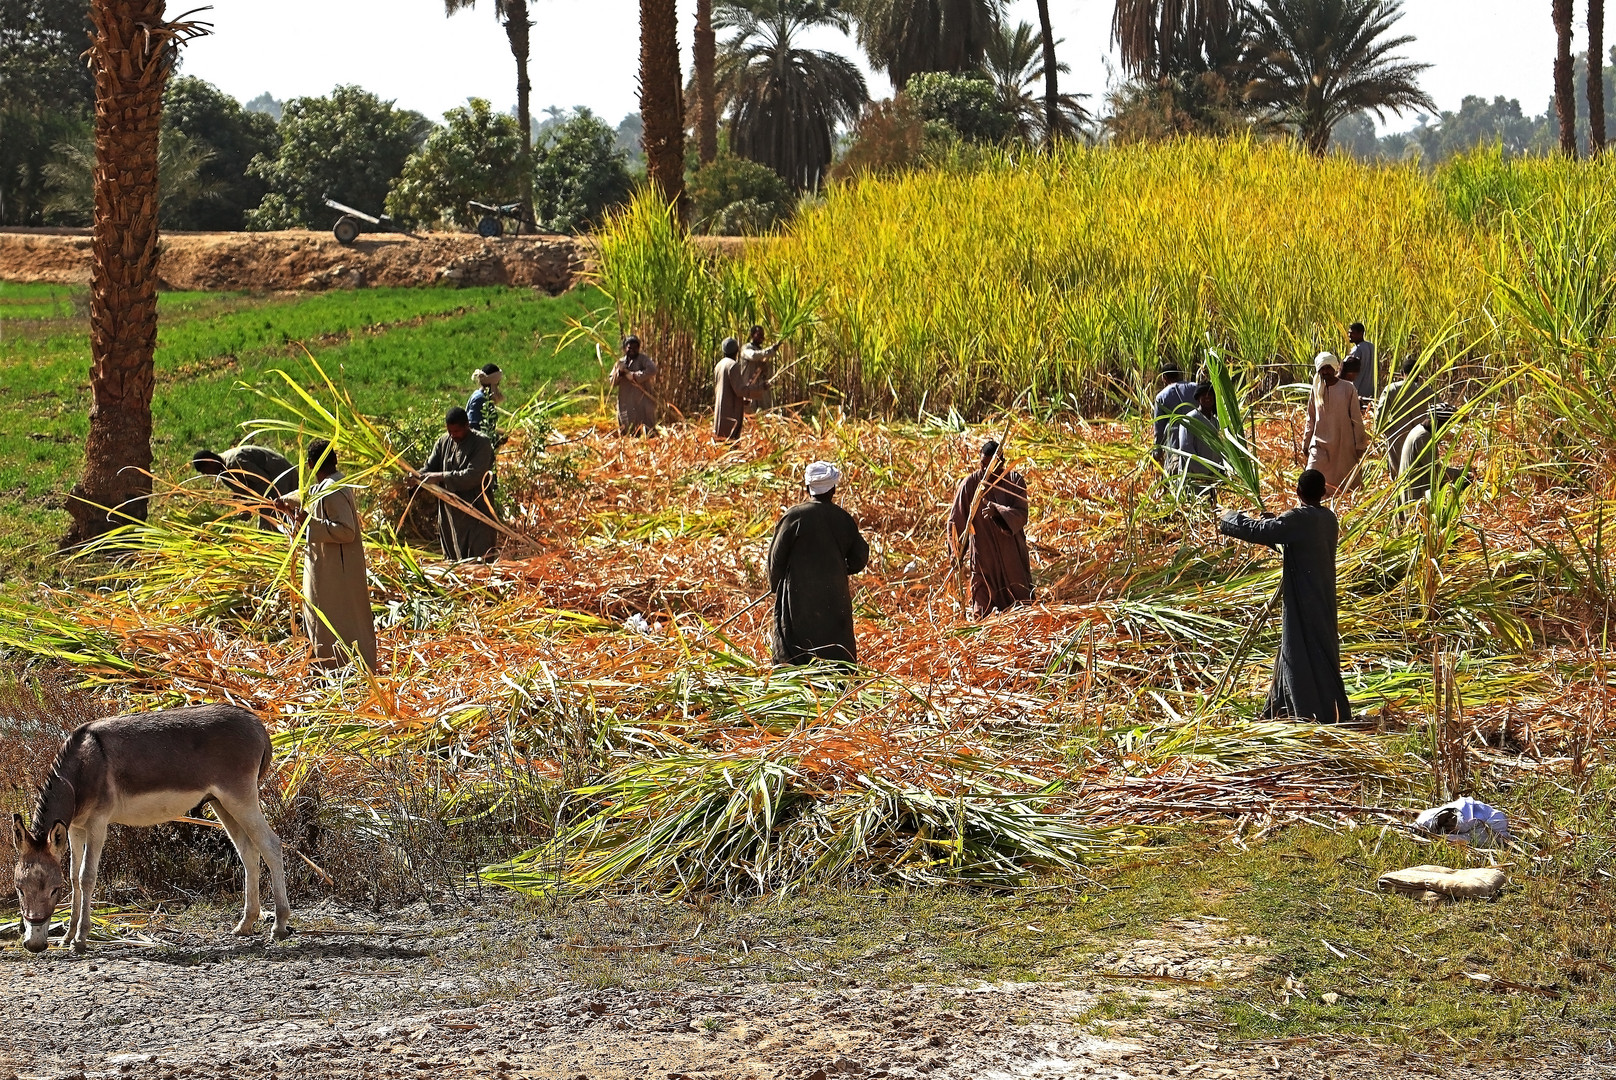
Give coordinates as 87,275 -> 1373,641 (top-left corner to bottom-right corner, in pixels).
4,3 -> 1616,1079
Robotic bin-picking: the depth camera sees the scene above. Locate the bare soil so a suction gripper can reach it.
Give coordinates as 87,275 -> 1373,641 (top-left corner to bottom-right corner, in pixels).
0,229 -> 587,294
0,899 -> 1588,1080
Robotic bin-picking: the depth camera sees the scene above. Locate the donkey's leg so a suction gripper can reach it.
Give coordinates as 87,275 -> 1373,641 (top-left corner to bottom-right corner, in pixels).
66,826 -> 88,948
219,793 -> 292,940
210,802 -> 263,936
70,823 -> 108,954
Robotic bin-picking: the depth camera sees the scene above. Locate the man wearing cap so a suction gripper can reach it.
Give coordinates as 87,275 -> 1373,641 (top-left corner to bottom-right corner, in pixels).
410,407 -> 498,560
767,462 -> 870,666
948,440 -> 1033,617
191,444 -> 297,528
1302,352 -> 1366,495
1218,469 -> 1351,724
612,335 -> 659,436
714,336 -> 767,441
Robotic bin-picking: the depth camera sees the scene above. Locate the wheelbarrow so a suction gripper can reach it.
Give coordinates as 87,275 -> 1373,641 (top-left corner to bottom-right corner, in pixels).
323,195 -> 413,245
467,200 -> 531,238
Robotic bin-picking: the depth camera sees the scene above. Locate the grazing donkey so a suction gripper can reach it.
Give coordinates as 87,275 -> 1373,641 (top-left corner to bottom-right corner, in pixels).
11,703 -> 291,953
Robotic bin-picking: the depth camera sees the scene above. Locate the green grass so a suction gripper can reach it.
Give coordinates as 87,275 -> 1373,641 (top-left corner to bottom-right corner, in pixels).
0,281 -> 603,576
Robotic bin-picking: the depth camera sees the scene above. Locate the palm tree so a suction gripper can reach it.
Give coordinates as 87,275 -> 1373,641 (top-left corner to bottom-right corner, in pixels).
44,130 -> 220,224
850,0 -> 1001,90
1246,0 -> 1434,156
981,19 -> 1087,143
695,0 -> 719,164
445,0 -> 535,225
1589,0 -> 1606,154
715,0 -> 868,188
1034,0 -> 1062,144
1112,0 -> 1236,78
1553,0 -> 1577,156
641,0 -> 687,206
68,0 -> 205,544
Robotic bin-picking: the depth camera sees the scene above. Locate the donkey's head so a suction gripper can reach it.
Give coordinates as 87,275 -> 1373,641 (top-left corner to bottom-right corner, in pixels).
12,813 -> 67,953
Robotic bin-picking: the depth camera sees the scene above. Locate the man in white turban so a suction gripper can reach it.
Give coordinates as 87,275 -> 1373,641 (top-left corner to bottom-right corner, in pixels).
766,461 -> 870,665
1302,352 -> 1366,495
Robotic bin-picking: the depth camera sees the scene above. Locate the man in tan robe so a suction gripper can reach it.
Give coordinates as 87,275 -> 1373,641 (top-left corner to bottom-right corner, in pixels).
611,335 -> 659,435
740,324 -> 779,411
949,440 -> 1033,618
277,439 -> 377,671
412,407 -> 498,561
714,336 -> 767,440
1302,352 -> 1366,495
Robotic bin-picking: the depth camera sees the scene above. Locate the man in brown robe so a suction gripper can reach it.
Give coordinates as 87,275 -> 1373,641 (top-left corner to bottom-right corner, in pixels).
948,440 -> 1033,618
714,336 -> 766,440
277,440 -> 378,671
412,407 -> 498,561
611,335 -> 659,436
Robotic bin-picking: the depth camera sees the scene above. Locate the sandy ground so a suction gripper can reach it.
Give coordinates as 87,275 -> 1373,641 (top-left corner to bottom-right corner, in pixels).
0,901 -> 1592,1080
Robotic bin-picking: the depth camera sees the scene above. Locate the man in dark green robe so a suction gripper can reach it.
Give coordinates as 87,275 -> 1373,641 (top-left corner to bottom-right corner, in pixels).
1217,469 -> 1352,724
412,407 -> 498,561
192,445 -> 297,528
767,461 -> 870,666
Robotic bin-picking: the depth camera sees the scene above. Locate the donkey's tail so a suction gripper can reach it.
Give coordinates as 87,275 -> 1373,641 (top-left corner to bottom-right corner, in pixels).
257,734 -> 275,786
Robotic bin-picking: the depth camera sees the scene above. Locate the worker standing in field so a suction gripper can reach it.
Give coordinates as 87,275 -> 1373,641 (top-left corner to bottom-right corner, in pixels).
191,445 -> 297,528
1151,364 -> 1199,463
611,335 -> 659,436
1218,469 -> 1351,724
741,324 -> 779,411
1302,353 -> 1367,495
767,462 -> 870,666
466,363 -> 505,444
410,407 -> 498,561
1376,357 -> 1434,476
949,440 -> 1033,618
275,440 -> 378,672
1166,381 -> 1225,498
1344,322 -> 1376,400
714,337 -> 767,440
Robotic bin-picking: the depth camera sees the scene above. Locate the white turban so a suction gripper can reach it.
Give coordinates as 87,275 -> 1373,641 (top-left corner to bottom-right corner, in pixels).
473,367 -> 505,403
804,461 -> 841,495
1314,351 -> 1340,373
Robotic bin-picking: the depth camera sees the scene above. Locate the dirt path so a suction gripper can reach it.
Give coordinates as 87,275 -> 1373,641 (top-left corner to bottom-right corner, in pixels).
0,901 -> 1589,1080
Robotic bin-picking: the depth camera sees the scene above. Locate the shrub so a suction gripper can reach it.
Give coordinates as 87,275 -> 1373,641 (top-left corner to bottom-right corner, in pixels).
830,97 -> 925,181
531,109 -> 634,233
688,154 -> 791,233
385,98 -> 525,230
904,72 -> 1012,144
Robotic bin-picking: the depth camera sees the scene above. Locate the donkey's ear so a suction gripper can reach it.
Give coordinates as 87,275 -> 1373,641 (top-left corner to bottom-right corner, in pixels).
46,821 -> 68,858
10,812 -> 28,851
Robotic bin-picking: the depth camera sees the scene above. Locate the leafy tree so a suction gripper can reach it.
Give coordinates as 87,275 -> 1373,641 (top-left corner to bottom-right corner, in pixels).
161,77 -> 279,230
1102,1 -> 1255,142
243,92 -> 284,121
1246,0 -> 1434,156
244,86 -> 429,230
715,0 -> 868,189
830,96 -> 926,179
0,0 -> 93,225
981,19 -> 1086,142
1415,96 -> 1552,159
531,109 -> 634,232
850,0 -> 1001,90
905,71 -> 1011,142
445,0 -> 536,220
386,98 -> 525,230
43,129 -> 221,225
689,154 -> 791,232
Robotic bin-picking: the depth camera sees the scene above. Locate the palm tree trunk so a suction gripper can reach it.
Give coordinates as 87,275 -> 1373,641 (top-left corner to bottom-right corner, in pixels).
1591,0 -> 1607,154
67,0 -> 178,544
503,0 -> 535,228
1036,0 -> 1061,145
694,0 -> 718,165
1555,0 -> 1579,157
640,0 -> 686,209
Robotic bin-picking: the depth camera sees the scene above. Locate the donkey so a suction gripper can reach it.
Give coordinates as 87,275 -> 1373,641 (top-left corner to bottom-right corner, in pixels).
11,703 -> 291,953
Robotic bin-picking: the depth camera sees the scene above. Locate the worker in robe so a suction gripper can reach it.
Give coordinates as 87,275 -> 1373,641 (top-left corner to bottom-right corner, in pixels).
1376,357 -> 1433,476
191,445 -> 297,528
1165,382 -> 1225,499
767,461 -> 870,666
948,440 -> 1033,618
1218,469 -> 1351,724
1151,364 -> 1199,463
1302,352 -> 1366,495
1344,321 -> 1376,401
275,440 -> 378,672
611,335 -> 659,435
1399,405 -> 1465,502
741,324 -> 779,411
466,363 -> 504,444
714,337 -> 767,440
410,407 -> 498,561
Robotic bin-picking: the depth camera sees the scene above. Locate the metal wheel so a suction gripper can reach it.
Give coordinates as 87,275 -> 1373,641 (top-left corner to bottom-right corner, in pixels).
332,216 -> 360,244
477,215 -> 502,238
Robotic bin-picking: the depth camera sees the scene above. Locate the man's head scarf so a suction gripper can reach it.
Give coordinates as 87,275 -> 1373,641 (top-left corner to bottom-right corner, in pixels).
804,461 -> 841,495
721,337 -> 740,359
472,364 -> 505,403
1314,351 -> 1339,374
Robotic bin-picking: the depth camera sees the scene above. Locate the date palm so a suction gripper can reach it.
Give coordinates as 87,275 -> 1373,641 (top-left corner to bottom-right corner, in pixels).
1246,0 -> 1433,156
66,0 -> 205,544
696,0 -> 719,164
1588,0 -> 1605,154
641,0 -> 687,206
715,0 -> 868,188
850,0 -> 1002,90
1112,0 -> 1236,78
982,19 -> 1087,143
445,0 -> 535,224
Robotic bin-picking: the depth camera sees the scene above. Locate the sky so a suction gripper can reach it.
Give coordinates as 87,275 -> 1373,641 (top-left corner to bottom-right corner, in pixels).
177,0 -> 1565,135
